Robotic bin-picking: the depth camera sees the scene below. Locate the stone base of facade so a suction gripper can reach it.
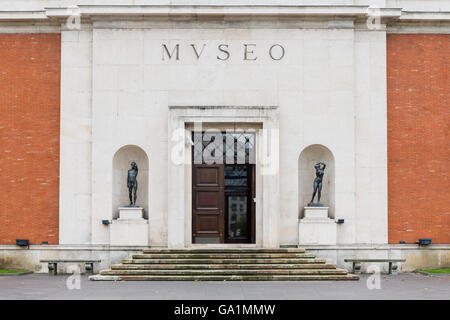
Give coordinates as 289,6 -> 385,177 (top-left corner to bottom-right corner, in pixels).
1,244 -> 448,274
300,244 -> 450,273
110,220 -> 148,246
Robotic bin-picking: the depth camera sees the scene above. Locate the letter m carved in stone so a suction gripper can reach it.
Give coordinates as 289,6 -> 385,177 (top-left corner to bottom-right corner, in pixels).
162,44 -> 180,60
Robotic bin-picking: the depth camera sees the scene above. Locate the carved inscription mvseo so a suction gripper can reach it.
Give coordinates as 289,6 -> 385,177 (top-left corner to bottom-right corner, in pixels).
162,43 -> 285,61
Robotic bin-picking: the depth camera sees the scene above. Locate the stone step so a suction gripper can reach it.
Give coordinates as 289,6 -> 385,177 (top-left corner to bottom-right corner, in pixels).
111,263 -> 337,270
90,249 -> 357,281
90,274 -> 359,281
132,253 -> 316,259
100,268 -> 349,276
142,248 -> 306,254
121,258 -> 327,264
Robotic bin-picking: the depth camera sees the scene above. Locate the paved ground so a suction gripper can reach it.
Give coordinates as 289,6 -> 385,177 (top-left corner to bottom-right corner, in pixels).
0,273 -> 449,300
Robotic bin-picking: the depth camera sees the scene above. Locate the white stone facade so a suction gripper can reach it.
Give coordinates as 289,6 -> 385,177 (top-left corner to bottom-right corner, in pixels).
82,20 -> 383,248
0,1 -> 449,271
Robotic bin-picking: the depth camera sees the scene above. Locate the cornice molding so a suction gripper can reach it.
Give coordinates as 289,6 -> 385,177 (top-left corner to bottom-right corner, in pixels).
399,10 -> 450,21
47,5 -> 372,18
0,10 -> 47,21
0,5 -> 449,24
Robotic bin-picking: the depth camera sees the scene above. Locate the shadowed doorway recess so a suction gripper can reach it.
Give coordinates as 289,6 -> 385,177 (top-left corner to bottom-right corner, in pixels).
192,132 -> 256,244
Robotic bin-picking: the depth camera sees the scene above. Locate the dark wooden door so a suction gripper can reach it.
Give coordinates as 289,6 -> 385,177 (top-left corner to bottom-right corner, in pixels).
192,164 -> 224,243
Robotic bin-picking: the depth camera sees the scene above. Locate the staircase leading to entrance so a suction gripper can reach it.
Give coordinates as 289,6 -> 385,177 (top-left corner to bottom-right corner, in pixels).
89,248 -> 358,281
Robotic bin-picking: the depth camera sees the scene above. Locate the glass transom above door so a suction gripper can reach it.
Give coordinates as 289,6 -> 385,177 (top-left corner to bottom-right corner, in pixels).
193,132 -> 255,165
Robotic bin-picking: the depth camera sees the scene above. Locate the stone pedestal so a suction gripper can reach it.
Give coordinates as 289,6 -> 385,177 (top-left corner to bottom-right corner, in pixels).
117,206 -> 145,220
299,206 -> 336,245
110,207 -> 148,246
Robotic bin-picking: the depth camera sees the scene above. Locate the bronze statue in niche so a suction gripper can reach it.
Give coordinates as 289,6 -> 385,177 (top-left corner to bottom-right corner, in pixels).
127,162 -> 138,206
309,162 -> 326,207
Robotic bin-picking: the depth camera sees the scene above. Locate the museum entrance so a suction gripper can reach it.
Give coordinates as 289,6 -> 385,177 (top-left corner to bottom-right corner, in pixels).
192,132 -> 256,244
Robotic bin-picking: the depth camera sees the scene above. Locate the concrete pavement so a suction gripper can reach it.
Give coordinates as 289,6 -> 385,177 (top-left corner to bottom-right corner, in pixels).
0,272 -> 448,300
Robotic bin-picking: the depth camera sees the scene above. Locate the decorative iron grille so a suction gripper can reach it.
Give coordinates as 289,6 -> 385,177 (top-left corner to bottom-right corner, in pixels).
193,132 -> 255,164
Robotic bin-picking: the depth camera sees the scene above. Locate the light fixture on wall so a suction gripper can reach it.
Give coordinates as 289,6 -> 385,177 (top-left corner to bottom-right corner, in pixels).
16,239 -> 29,249
102,220 -> 111,225
336,219 -> 344,224
416,238 -> 432,246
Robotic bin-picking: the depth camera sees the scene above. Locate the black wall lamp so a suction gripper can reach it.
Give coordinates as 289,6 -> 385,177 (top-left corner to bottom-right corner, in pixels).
16,239 -> 29,249
102,220 -> 111,225
336,219 -> 345,224
416,238 -> 432,246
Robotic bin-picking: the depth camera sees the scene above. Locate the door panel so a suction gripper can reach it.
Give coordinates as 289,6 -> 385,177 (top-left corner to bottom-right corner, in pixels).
224,164 -> 253,243
196,189 -> 221,209
192,164 -> 224,243
197,214 -> 220,231
195,167 -> 220,186
226,194 -> 249,241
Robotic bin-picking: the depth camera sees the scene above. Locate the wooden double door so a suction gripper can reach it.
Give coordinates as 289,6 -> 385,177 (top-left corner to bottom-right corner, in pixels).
191,131 -> 256,244
192,163 -> 255,244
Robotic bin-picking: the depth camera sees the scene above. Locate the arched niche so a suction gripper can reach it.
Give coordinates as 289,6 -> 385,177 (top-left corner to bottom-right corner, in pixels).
298,144 -> 335,218
112,145 -> 149,219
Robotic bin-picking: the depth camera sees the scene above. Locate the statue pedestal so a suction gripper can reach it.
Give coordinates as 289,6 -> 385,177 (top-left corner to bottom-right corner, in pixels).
117,206 -> 144,220
304,206 -> 329,219
110,207 -> 148,246
299,206 -> 336,245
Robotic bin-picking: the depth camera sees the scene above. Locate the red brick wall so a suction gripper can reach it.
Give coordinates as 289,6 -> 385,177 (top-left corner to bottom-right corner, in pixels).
0,34 -> 60,245
387,34 -> 450,244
